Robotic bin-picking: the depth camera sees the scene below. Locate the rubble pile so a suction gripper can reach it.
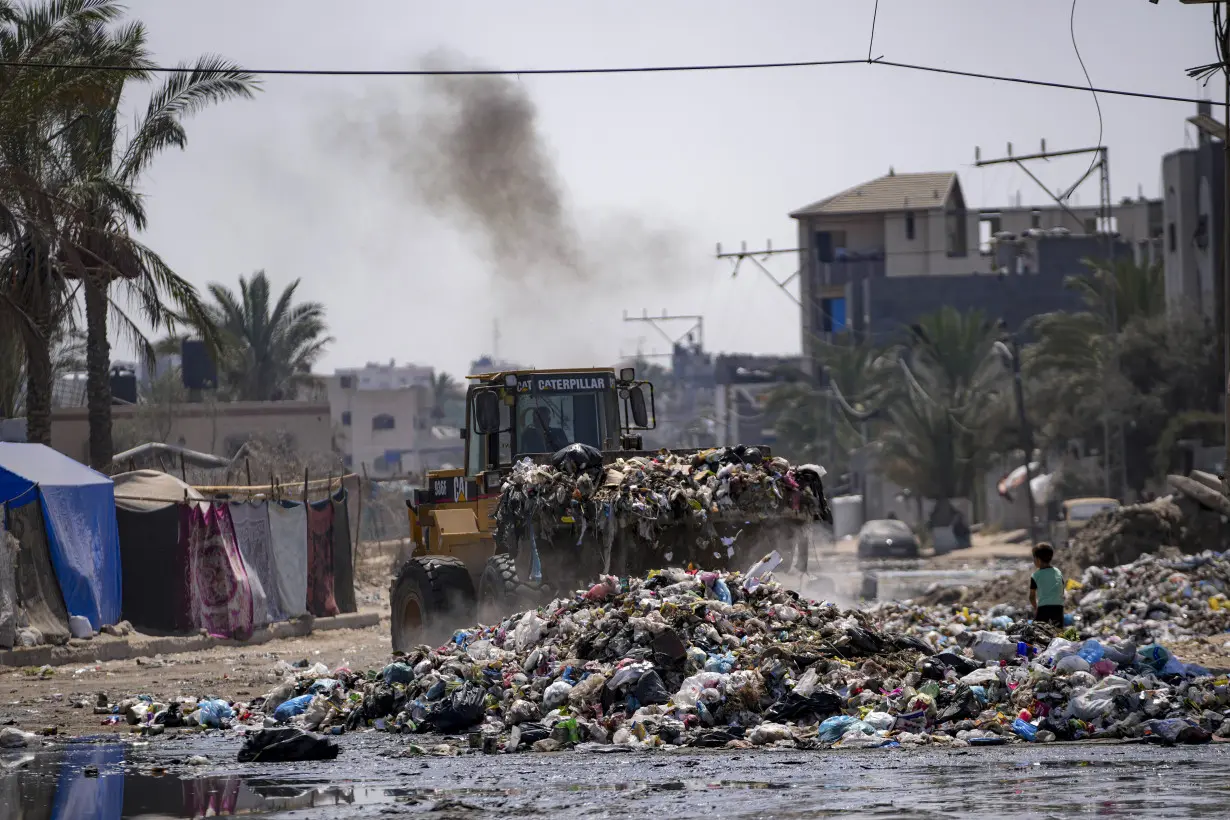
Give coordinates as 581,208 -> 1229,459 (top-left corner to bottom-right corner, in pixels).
494,445 -> 830,561
1066,497 -> 1188,573
241,560 -> 1227,752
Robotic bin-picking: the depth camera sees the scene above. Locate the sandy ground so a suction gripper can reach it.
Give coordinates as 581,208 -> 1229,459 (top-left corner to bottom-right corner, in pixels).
0,619 -> 394,738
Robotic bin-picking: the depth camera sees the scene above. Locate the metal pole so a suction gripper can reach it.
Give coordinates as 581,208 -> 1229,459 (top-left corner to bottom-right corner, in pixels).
1224,1 -> 1230,491
1010,337 -> 1040,546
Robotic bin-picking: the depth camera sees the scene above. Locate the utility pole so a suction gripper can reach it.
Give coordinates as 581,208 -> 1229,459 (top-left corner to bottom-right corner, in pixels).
715,240 -> 804,307
975,140 -> 1125,501
997,335 -> 1039,546
620,309 -> 704,355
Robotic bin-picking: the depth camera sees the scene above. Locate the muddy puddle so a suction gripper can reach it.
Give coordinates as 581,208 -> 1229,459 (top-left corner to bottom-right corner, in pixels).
3,736 -> 1230,818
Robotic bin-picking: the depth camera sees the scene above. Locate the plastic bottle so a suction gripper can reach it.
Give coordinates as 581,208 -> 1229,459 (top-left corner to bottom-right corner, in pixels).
1077,640 -> 1104,664
1011,717 -> 1038,741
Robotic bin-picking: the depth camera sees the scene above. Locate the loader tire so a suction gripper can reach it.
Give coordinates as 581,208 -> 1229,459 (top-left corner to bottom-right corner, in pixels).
390,556 -> 475,653
477,554 -> 519,623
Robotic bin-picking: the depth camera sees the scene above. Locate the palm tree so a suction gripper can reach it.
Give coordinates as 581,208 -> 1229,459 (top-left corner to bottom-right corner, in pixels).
430,371 -> 463,421
875,307 -> 1009,504
56,31 -> 256,468
1,0 -> 134,444
203,271 -> 333,401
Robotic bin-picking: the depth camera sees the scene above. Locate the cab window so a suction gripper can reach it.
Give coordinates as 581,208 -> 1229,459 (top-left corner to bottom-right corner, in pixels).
515,393 -> 602,456
466,395 -> 512,475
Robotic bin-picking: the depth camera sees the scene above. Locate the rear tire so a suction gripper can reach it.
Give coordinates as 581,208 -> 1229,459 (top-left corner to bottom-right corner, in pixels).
389,556 -> 475,652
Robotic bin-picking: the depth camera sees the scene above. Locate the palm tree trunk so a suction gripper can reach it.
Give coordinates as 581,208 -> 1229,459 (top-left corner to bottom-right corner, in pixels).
84,275 -> 113,469
23,306 -> 53,447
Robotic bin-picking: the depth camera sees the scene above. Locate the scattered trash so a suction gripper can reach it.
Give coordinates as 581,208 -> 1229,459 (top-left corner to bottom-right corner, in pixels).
237,728 -> 340,763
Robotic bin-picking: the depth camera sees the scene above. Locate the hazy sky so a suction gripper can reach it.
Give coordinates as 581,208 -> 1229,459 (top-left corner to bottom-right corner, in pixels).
113,0 -> 1216,378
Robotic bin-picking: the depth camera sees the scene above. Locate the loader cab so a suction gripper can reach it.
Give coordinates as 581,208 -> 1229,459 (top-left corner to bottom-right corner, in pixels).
462,367 -> 655,482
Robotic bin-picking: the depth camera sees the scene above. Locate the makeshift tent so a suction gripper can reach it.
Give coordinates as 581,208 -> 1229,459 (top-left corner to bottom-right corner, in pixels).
0,443 -> 121,629
113,471 -> 199,632
5,495 -> 71,645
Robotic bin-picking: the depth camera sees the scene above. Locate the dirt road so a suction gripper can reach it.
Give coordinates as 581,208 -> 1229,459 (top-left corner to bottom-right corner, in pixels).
1,619 -> 393,738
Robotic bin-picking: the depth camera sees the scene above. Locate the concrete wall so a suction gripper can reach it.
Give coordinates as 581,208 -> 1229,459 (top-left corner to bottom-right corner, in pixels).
51,401 -> 334,464
1163,145 -> 1223,319
326,380 -> 433,476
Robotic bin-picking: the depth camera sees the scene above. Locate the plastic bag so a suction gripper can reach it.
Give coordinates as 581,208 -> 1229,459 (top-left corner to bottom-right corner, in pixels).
421,683 -> 486,732
514,611 -> 547,652
818,714 -> 860,743
863,711 -> 895,731
742,551 -> 782,592
971,631 -> 1016,662
633,671 -> 671,706
543,680 -> 573,711
273,695 -> 313,724
1011,718 -> 1037,741
303,695 -> 333,730
382,662 -> 414,685
237,728 -> 339,763
749,723 -> 793,745
197,699 -> 234,729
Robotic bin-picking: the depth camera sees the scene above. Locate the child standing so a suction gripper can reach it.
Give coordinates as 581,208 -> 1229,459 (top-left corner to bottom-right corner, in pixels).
1029,542 -> 1065,627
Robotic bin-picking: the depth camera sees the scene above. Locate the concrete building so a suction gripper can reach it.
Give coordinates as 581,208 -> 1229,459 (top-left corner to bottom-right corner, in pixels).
713,354 -> 808,454
49,400 -> 334,465
325,361 -> 437,477
791,170 -> 1162,373
1162,101 -> 1225,320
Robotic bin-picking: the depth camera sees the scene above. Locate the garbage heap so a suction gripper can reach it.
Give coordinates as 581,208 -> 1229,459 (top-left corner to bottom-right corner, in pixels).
493,445 -> 830,562
277,563 -> 1229,752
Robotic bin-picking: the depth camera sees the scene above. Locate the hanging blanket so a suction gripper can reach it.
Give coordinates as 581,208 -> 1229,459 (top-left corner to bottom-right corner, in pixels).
182,503 -> 254,640
307,499 -> 339,617
331,488 -> 357,614
229,502 -> 283,626
268,502 -> 308,618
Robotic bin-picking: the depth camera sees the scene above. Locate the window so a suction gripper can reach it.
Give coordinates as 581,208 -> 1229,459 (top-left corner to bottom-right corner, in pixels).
1169,223 -> 1177,252
1030,211 -> 1041,230
813,230 -> 846,264
339,375 -> 355,389
372,413 -> 395,431
342,454 -> 353,468
946,210 -> 968,258
341,411 -> 351,427
514,394 -> 603,457
905,212 -> 915,241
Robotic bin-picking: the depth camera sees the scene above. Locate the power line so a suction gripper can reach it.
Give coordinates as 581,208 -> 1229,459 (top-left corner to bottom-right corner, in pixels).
1069,0 -> 1104,199
0,56 -> 1210,105
868,0 -> 882,63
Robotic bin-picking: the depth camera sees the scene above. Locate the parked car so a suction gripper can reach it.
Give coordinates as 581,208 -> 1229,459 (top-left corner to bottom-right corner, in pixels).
1054,496 -> 1120,547
857,518 -> 920,559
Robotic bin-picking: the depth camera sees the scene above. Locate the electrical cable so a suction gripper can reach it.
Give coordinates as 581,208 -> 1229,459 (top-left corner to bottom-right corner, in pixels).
1187,3 -> 1227,84
0,56 -> 1209,105
1069,0 -> 1103,199
868,0 -> 882,63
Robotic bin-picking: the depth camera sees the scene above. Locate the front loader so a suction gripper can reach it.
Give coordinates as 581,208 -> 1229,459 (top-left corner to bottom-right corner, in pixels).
389,366 -> 828,651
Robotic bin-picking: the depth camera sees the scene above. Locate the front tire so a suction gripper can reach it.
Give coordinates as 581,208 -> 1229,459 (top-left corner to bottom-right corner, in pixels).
389,556 -> 475,652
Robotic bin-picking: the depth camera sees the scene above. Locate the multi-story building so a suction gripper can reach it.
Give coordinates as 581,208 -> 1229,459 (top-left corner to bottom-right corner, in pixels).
325,360 -> 435,477
790,170 -> 1162,373
1162,101 -> 1225,320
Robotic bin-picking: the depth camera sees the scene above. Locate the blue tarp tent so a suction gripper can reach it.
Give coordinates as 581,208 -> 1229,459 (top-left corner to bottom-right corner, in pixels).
0,443 -> 121,629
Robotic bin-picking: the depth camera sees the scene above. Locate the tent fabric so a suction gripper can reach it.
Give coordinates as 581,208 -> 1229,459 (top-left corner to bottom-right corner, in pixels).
331,488 -> 357,614
116,503 -> 190,633
228,502 -> 282,627
6,495 -> 71,645
113,469 -> 204,512
306,498 -> 339,618
0,443 -> 121,628
182,503 -> 254,640
0,518 -> 16,648
268,501 -> 308,619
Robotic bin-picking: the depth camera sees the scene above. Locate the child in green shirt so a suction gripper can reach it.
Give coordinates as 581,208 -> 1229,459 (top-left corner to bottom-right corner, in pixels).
1029,542 -> 1064,627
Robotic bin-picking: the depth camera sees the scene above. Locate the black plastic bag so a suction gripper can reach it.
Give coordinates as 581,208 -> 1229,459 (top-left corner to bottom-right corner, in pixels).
633,670 -> 670,706
551,443 -> 604,474
937,684 -> 979,723
420,683 -> 486,732
764,687 -> 842,722
894,635 -> 933,654
517,722 -> 550,744
237,728 -> 339,763
688,728 -> 745,748
934,651 -> 982,677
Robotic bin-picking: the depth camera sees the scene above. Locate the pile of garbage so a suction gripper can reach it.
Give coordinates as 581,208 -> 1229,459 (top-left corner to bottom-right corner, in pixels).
493,445 -> 830,561
235,556 -> 1225,752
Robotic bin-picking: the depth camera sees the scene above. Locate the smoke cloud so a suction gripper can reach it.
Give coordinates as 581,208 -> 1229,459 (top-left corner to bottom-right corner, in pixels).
363,49 -> 582,281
